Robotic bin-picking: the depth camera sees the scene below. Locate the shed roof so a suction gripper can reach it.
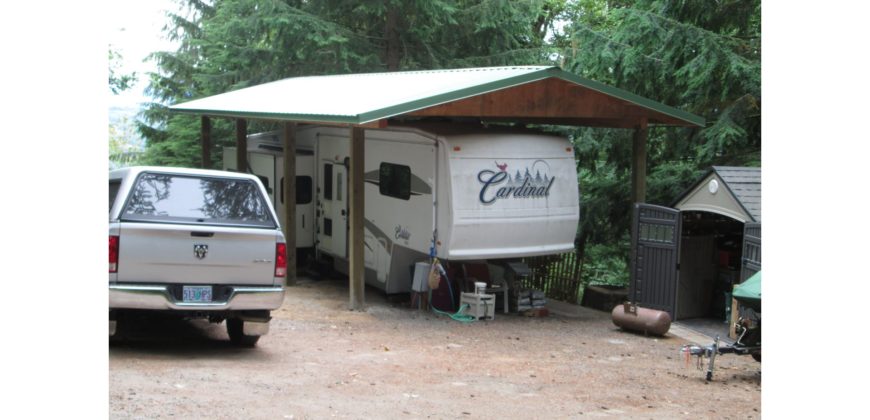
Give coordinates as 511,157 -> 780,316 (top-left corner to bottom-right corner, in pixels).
170,66 -> 704,128
672,166 -> 761,223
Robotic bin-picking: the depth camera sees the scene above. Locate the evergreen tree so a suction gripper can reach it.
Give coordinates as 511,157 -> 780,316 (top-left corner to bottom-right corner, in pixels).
139,0 -> 563,167
559,0 -> 761,285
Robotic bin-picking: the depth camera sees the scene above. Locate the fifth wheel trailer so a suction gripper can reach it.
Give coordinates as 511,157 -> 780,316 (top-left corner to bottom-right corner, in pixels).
225,123 -> 580,294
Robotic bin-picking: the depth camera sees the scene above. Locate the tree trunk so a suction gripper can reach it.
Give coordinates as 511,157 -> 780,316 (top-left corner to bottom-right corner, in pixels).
384,5 -> 401,71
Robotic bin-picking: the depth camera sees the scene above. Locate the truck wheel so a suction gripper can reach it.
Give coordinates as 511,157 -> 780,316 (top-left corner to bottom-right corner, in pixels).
226,318 -> 260,347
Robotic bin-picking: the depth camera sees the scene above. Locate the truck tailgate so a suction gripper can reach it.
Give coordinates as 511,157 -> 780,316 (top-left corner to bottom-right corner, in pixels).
117,222 -> 279,286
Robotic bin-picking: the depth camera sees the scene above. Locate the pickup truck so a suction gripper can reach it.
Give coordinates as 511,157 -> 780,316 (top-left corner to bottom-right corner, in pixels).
109,166 -> 286,346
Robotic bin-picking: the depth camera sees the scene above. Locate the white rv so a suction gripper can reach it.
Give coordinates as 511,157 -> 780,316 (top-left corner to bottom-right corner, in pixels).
224,123 -> 580,293
224,131 -> 317,249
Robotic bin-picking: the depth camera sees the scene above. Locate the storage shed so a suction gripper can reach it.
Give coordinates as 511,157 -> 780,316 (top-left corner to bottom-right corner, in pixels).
629,167 -> 761,329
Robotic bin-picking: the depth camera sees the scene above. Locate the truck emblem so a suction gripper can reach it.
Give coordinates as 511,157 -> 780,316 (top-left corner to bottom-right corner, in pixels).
477,160 -> 555,205
194,244 -> 208,259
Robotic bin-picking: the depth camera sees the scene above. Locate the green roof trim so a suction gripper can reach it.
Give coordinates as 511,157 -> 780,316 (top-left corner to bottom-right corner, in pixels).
354,69 -> 555,124
549,68 -> 706,127
170,108 -> 362,125
169,66 -> 704,128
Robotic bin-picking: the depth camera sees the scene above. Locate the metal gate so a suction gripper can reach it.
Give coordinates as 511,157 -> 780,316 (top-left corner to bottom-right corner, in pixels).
740,223 -> 761,282
629,204 -> 681,317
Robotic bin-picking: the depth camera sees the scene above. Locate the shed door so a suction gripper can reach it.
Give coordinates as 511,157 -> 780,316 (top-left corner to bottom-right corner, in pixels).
629,204 -> 681,317
740,222 -> 761,282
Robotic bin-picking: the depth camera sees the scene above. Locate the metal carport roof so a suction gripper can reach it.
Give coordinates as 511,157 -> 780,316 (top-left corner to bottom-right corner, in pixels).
170,66 -> 704,128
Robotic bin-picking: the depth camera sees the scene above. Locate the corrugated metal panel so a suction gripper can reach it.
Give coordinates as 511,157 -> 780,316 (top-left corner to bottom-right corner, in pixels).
169,66 -> 704,127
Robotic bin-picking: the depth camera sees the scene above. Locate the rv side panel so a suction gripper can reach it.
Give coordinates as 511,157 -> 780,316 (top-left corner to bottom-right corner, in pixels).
442,133 -> 580,260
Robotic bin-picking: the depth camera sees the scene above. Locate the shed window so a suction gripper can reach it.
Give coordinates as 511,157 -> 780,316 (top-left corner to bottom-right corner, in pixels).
639,223 -> 674,244
379,162 -> 411,200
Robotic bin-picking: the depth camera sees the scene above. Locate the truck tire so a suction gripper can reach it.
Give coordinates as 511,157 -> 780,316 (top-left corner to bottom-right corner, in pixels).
226,318 -> 260,347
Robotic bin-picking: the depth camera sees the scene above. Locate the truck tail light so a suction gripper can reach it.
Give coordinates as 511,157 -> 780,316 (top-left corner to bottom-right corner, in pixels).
275,243 -> 287,277
109,235 -> 119,273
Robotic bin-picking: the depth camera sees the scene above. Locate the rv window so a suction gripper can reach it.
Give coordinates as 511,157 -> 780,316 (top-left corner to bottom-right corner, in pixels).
279,176 -> 313,205
323,164 -> 333,200
379,162 -> 411,200
336,173 -> 343,201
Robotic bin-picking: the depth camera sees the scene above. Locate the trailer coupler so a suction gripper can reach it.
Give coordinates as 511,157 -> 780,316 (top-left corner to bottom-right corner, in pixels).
681,336 -> 761,381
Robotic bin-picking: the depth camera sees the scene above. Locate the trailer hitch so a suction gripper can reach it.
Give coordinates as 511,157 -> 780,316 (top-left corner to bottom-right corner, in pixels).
680,319 -> 761,381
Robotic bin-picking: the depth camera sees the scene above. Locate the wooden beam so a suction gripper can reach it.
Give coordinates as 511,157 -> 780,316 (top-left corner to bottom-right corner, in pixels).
200,116 -> 211,169
631,118 -> 648,204
348,126 -> 365,310
282,122 -> 297,286
235,118 -> 248,173
406,78 -> 689,126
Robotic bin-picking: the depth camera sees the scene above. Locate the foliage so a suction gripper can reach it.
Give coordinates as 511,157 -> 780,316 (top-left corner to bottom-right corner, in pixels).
581,243 -> 628,287
109,115 -> 145,170
139,0 -> 563,168
560,0 -> 761,286
109,47 -> 137,94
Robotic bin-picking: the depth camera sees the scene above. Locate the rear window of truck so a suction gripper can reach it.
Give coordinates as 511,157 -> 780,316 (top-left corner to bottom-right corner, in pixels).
121,173 -> 276,228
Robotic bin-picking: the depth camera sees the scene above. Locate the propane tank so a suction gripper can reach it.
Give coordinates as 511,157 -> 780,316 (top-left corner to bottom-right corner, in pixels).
611,303 -> 672,336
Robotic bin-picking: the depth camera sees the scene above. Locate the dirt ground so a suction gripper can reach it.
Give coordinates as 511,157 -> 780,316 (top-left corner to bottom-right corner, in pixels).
109,277 -> 761,419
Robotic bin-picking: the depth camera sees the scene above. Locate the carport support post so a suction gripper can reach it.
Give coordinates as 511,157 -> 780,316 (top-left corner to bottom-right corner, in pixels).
282,122 -> 297,286
200,116 -> 211,169
236,118 -> 248,173
349,126 -> 365,310
631,118 -> 648,203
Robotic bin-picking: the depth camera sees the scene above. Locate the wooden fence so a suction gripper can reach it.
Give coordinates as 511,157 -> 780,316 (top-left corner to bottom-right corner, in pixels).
520,247 -> 583,304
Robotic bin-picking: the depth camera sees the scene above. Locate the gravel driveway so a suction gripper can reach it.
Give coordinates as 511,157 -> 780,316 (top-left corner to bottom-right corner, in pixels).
109,277 -> 761,419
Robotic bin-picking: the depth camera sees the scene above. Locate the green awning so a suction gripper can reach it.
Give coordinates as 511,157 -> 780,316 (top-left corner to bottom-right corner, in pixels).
733,271 -> 761,312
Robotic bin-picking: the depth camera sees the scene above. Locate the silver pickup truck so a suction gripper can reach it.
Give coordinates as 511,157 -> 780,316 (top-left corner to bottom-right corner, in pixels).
109,166 -> 286,346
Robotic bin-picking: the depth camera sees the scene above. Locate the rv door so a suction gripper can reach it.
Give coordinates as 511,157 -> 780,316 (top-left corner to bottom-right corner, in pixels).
318,161 -> 348,258
629,203 -> 681,318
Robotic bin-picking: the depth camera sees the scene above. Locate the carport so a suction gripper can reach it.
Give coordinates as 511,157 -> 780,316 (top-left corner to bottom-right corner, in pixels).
169,66 -> 704,310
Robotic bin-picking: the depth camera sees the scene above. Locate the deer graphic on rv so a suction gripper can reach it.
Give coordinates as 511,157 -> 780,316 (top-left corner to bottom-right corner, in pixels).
224,123 -> 580,294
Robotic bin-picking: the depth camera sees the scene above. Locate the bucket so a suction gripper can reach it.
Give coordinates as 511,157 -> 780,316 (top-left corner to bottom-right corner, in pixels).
474,282 -> 487,295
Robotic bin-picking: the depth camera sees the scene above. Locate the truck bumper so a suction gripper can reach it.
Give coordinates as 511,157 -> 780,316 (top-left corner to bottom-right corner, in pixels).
109,284 -> 285,311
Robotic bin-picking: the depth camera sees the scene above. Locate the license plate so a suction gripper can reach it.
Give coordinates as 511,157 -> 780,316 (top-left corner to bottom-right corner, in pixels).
182,286 -> 213,303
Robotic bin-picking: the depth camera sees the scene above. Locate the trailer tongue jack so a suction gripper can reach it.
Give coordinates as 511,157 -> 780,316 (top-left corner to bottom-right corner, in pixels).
680,317 -> 761,381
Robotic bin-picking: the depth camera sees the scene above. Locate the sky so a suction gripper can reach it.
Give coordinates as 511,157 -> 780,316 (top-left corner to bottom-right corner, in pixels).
108,0 -> 180,108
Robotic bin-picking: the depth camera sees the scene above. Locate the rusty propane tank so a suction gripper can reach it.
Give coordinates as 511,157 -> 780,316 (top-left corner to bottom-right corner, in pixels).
611,303 -> 672,336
